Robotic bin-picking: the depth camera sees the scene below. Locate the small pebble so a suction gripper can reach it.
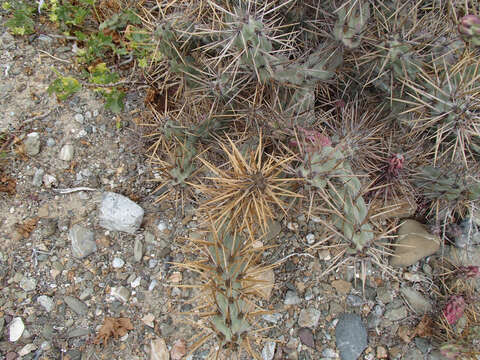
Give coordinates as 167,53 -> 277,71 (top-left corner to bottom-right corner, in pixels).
287,222 -> 299,231
112,257 -> 125,269
157,221 -> 167,231
74,113 -> 84,123
32,168 -> 45,187
37,295 -> 54,312
59,144 -> 74,161
306,233 -> 315,244
149,280 -> 158,291
131,276 -> 141,288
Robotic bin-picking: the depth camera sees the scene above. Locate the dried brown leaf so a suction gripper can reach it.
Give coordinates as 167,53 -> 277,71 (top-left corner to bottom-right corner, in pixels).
413,315 -> 434,338
94,317 -> 133,346
15,217 -> 38,238
0,173 -> 16,195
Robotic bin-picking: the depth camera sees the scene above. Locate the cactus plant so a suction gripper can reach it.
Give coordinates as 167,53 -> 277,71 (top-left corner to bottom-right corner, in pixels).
334,1 -> 370,49
414,165 -> 480,219
194,133 -> 301,237
298,143 -> 374,250
177,225 -> 274,359
399,53 -> 480,166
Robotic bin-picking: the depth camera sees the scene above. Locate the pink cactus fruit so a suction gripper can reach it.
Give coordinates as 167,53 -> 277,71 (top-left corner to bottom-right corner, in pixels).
458,15 -> 480,37
387,154 -> 404,177
443,295 -> 466,325
458,15 -> 480,45
458,265 -> 480,279
290,127 -> 331,151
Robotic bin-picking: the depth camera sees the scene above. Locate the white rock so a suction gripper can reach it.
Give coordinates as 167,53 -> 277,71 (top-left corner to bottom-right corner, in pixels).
43,174 -> 57,188
99,192 -> 144,234
287,222 -> 298,231
306,233 -> 315,244
157,221 -> 167,232
149,280 -> 158,291
9,317 -> 25,342
19,276 -> 36,292
131,276 -> 141,288
150,337 -> 169,360
18,343 -> 36,356
112,257 -> 125,269
74,113 -> 84,123
24,132 -> 41,156
110,286 -> 130,303
262,341 -> 276,360
59,144 -> 74,161
142,313 -> 155,328
37,295 -> 54,312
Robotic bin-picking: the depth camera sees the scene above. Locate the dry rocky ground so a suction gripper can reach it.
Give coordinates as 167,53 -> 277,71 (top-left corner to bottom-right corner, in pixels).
1,20 -> 480,360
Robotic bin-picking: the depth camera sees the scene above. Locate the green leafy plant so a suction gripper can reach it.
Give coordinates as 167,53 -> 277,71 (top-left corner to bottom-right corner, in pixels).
88,63 -> 125,113
47,70 -> 82,100
3,1 -> 35,35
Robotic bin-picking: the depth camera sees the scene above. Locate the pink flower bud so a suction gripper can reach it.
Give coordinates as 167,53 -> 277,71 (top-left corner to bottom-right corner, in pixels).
458,15 -> 480,37
443,295 -> 466,325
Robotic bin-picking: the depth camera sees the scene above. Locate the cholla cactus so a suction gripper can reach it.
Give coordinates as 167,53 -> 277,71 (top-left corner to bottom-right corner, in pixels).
298,144 -> 374,250
334,1 -> 370,49
178,225 -> 273,359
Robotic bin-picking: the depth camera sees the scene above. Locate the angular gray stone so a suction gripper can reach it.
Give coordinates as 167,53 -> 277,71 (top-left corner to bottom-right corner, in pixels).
264,220 -> 282,241
37,295 -> 54,312
376,287 -> 394,304
134,237 -> 144,262
69,224 -> 97,259
59,144 -> 74,161
298,307 -> 321,328
284,290 -> 301,305
74,113 -> 84,124
24,132 -> 41,156
99,192 -> 144,234
111,286 -> 130,303
67,328 -> 90,338
385,306 -> 408,321
335,313 -> 367,360
64,296 -> 88,316
401,287 -> 433,314
32,168 -> 45,187
19,277 -> 36,292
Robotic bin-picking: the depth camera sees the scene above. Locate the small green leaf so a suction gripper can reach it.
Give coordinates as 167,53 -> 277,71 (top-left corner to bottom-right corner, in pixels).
103,90 -> 125,113
48,75 -> 82,100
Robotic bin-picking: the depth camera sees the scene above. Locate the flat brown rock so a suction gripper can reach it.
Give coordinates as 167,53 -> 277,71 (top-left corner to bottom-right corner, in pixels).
390,220 -> 440,267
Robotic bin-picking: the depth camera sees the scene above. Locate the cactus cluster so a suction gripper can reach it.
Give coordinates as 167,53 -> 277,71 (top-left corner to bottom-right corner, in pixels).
135,0 -> 480,356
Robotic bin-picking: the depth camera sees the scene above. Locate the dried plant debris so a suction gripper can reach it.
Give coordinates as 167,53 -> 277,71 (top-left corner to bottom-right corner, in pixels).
15,217 -> 39,239
94,317 -> 133,346
0,172 -> 16,195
